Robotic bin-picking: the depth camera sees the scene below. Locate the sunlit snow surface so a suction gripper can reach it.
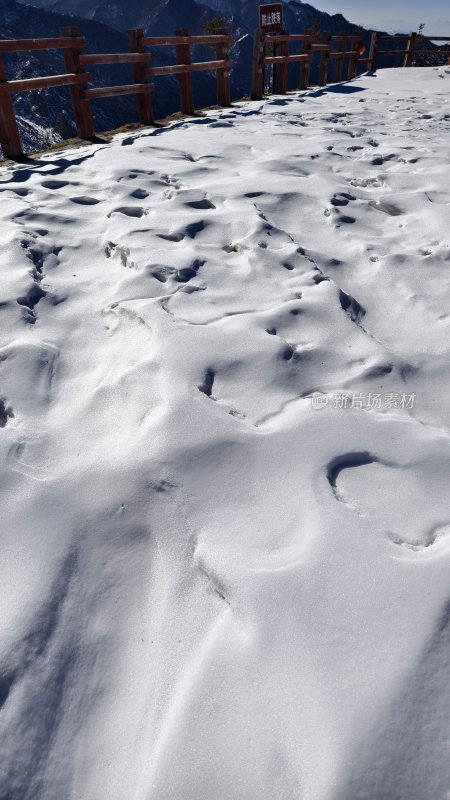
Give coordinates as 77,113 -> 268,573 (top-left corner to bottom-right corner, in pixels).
1,67 -> 450,800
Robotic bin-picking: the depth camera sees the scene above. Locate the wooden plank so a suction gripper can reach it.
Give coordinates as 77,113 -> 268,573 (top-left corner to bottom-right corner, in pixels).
128,28 -> 154,125
175,28 -> 195,115
367,31 -> 378,70
192,35 -> 230,44
375,49 -> 409,55
299,32 -> 312,90
146,59 -> 231,77
176,59 -> 230,74
0,52 -> 22,158
413,48 -> 450,53
251,29 -> 265,99
329,50 -> 358,59
403,32 -> 417,66
142,35 -> 229,47
377,35 -> 409,41
60,26 -> 94,140
79,53 -> 150,65
318,33 -> 332,86
215,26 -> 231,106
264,53 -> 309,65
345,34 -> 361,80
347,50 -> 357,80
288,53 -> 310,63
0,72 -> 91,94
82,83 -> 154,99
334,53 -> 344,83
418,36 -> 450,40
330,35 -> 361,41
0,36 -> 85,52
273,29 -> 289,94
264,34 -> 312,42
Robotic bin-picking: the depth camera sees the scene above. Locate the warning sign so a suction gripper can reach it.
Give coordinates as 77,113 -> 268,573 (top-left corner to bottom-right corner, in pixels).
259,3 -> 283,32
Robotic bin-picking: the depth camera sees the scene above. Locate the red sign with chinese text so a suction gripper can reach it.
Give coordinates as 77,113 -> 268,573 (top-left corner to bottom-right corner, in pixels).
259,3 -> 283,32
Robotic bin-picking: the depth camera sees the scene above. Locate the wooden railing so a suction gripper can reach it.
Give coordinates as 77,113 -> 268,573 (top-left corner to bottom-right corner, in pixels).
367,32 -> 450,70
142,28 -> 231,117
0,26 -> 231,159
0,32 -> 89,157
251,31 -> 367,99
1,25 -> 448,161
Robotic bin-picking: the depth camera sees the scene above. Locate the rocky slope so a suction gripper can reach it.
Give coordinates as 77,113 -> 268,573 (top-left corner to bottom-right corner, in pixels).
0,0 -> 218,156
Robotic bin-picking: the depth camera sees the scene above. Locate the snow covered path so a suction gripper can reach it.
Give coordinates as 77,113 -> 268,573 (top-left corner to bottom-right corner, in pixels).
1,67 -> 450,799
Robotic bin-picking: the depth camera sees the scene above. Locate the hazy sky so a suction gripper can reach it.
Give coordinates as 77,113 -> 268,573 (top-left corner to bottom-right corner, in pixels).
313,0 -> 450,34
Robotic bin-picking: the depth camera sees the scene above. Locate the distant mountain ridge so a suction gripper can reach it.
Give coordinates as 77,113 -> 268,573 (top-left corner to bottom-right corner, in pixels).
15,0 -> 363,38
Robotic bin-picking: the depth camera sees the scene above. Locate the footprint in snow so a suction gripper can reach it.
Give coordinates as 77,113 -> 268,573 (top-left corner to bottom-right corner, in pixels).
348,177 -> 384,189
338,289 -> 366,324
325,207 -> 356,225
0,186 -> 29,196
0,398 -> 14,428
330,192 -> 356,207
70,196 -> 101,206
41,180 -> 70,190
198,368 -> 215,398
369,200 -> 403,217
209,121 -> 234,128
150,260 -> 203,284
157,232 -> 185,243
104,241 -> 135,269
160,174 -> 180,189
107,206 -> 146,218
130,188 -> 149,200
185,198 -> 216,210
327,452 -> 450,551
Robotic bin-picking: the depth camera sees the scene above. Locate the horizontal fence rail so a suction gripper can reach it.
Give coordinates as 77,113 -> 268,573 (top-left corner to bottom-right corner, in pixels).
0,72 -> 90,94
0,36 -> 85,52
78,53 -> 150,65
141,34 -> 230,47
0,25 -> 231,158
367,32 -> 450,70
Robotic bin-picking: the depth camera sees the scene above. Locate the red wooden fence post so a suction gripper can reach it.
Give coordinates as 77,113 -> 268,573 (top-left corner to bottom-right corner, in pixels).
59,26 -> 94,139
318,33 -> 331,86
334,39 -> 344,83
276,31 -> 289,94
251,29 -> 265,99
175,28 -> 195,115
215,28 -> 231,106
0,54 -> 22,158
300,34 -> 312,90
403,32 -> 417,67
367,31 -> 378,71
128,27 -> 154,124
347,47 -> 358,80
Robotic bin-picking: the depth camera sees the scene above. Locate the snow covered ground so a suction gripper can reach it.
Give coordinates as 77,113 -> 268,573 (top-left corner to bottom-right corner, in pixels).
1,66 -> 450,800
